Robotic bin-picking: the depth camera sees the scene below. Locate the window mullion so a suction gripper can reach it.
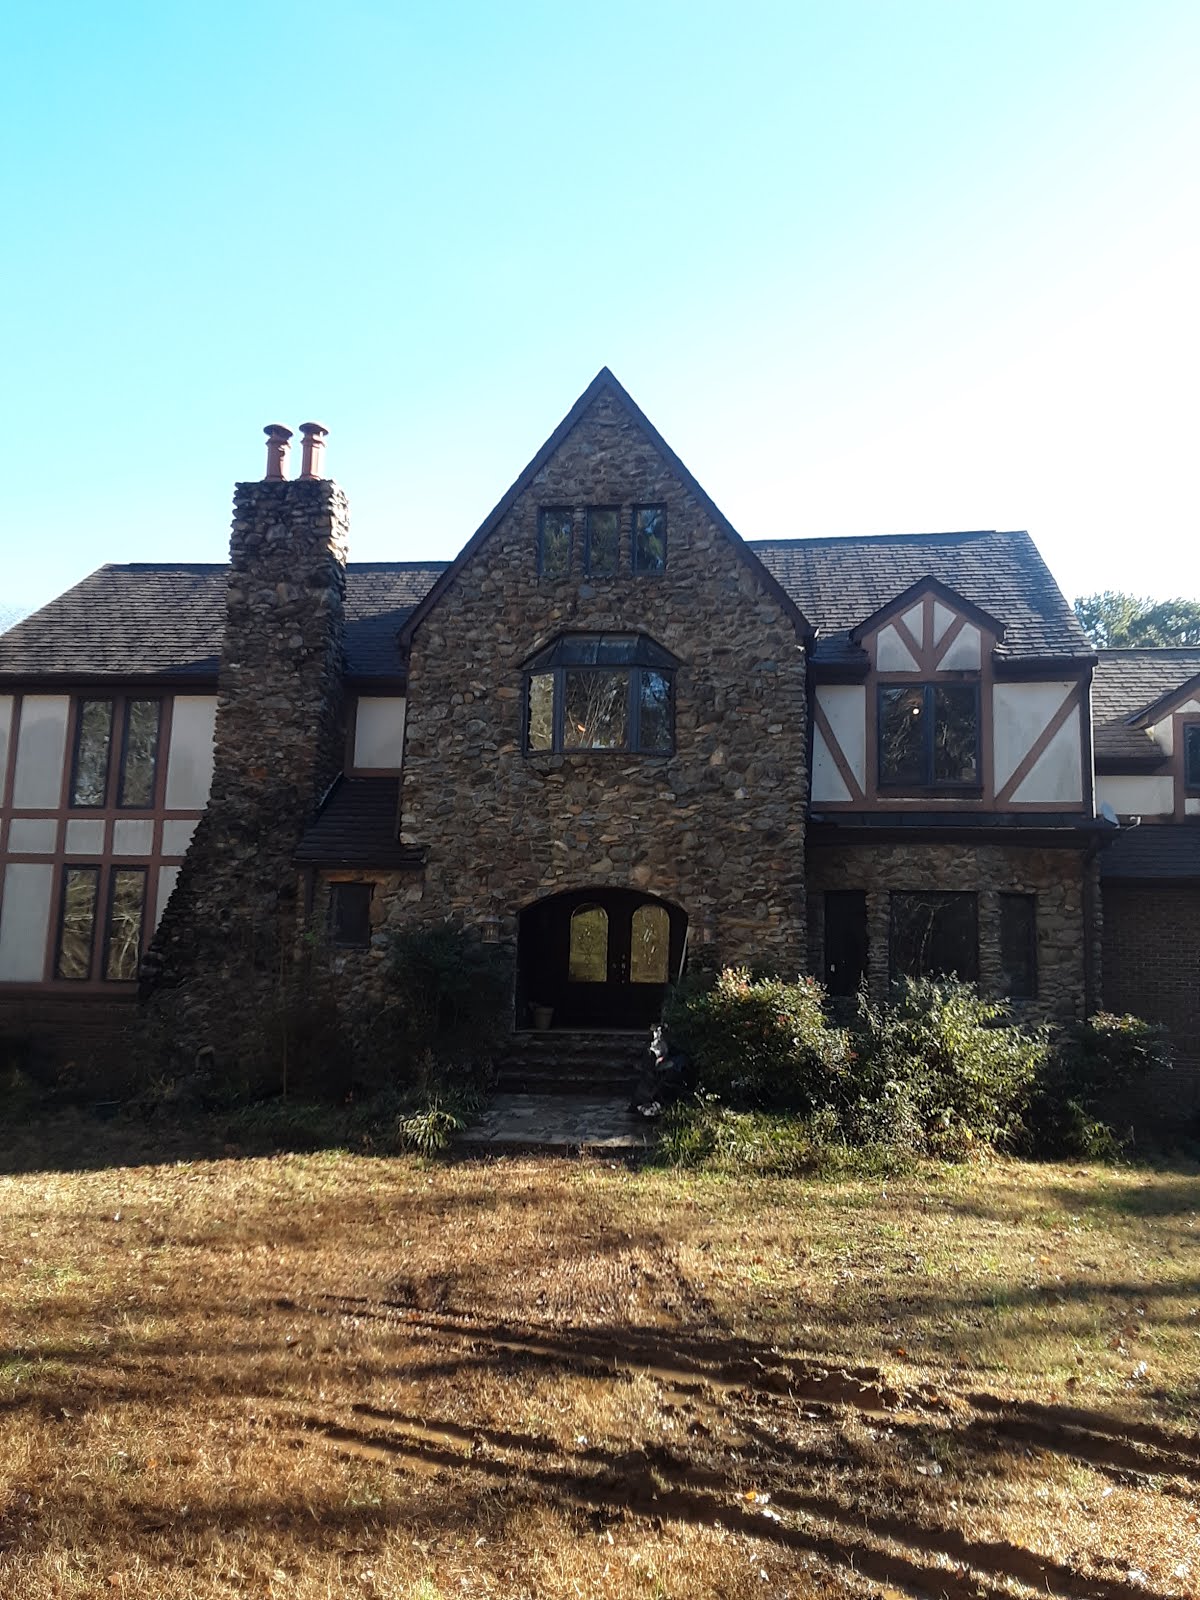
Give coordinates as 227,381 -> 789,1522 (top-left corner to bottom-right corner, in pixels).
924,684 -> 936,786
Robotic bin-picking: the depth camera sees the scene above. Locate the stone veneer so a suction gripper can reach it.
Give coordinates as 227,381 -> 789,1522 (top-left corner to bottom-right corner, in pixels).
138,478 -> 349,1065
394,386 -> 809,987
806,841 -> 1093,1020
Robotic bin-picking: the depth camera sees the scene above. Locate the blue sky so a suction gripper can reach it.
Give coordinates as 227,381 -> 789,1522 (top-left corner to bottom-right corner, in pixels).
3,1 -> 1198,620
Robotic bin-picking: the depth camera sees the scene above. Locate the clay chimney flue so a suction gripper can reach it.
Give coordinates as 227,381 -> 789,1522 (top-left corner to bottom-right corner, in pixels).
299,422 -> 329,480
263,424 -> 293,480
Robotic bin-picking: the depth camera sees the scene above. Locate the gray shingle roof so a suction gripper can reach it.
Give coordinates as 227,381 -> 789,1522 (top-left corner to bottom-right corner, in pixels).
1092,648 -> 1200,765
1101,823 -> 1200,880
294,776 -> 423,867
0,561 -> 448,684
750,530 -> 1093,666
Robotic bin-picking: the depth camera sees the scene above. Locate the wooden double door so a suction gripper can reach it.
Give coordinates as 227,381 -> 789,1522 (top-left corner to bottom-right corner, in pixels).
518,889 -> 687,1028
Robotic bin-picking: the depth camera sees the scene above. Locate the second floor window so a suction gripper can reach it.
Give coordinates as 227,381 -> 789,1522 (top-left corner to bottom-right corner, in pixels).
70,697 -> 163,809
524,633 -> 676,754
1185,723 -> 1200,790
879,683 -> 979,788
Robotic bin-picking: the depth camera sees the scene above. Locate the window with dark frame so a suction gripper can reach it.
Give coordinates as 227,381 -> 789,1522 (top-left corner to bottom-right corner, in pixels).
69,696 -> 162,809
584,506 -> 620,576
524,634 -> 676,755
329,882 -> 373,948
823,891 -> 868,997
1185,723 -> 1200,790
633,505 -> 666,573
54,863 -> 147,982
537,507 -> 572,579
879,683 -> 979,788
889,892 -> 979,984
999,893 -> 1038,1000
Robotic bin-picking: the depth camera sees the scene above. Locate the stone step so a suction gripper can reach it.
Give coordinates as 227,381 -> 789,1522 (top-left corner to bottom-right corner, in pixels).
496,1029 -> 648,1098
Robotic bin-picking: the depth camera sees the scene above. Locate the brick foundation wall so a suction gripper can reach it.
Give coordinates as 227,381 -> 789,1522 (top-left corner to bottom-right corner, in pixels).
807,841 -> 1092,1021
1102,880 -> 1200,1124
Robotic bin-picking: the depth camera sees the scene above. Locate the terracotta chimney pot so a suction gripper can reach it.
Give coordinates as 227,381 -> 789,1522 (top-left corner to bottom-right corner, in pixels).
263,424 -> 293,480
299,422 -> 329,480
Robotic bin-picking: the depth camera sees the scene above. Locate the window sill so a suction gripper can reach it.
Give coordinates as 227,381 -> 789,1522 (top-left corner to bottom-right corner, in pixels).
877,785 -> 985,800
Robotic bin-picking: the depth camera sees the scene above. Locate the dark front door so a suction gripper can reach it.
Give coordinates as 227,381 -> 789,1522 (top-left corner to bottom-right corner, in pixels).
518,889 -> 687,1028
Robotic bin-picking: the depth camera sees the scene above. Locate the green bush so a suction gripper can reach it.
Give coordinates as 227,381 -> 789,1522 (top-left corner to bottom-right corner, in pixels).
656,1096 -> 909,1177
850,978 -> 1050,1155
1025,1012 -> 1172,1157
381,923 -> 510,1092
662,967 -> 849,1111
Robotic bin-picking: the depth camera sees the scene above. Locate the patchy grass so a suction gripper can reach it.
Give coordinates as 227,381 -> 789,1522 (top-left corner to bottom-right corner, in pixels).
0,1117 -> 1197,1599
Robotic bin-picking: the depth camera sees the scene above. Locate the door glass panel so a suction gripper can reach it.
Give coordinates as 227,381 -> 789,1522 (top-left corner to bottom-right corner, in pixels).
630,903 -> 670,984
568,904 -> 608,982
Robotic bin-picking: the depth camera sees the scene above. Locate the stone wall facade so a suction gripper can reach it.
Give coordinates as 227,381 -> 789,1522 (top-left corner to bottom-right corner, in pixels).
395,387 -> 809,997
138,478 -> 350,1067
806,840 -> 1093,1020
1102,880 -> 1200,1123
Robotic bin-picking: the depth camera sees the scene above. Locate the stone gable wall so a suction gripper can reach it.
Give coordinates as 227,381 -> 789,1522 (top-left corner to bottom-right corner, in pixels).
138,478 -> 349,1067
395,389 -> 809,984
807,841 -> 1090,1021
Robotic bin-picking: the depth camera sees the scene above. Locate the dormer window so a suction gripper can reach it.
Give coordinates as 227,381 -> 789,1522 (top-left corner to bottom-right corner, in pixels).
879,683 -> 980,788
524,633 -> 676,754
1185,722 -> 1200,790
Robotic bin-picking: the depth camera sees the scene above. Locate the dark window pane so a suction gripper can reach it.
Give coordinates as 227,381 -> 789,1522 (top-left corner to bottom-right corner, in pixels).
1186,724 -> 1200,788
999,893 -> 1037,999
890,892 -> 978,983
330,882 -> 372,948
558,637 -> 600,665
538,507 -> 571,578
527,673 -> 554,751
563,669 -> 628,749
70,700 -> 113,808
638,670 -> 673,752
824,891 -> 868,997
933,685 -> 979,783
879,686 -> 926,784
630,904 -> 670,984
569,905 -> 608,982
595,636 -> 638,664
119,700 -> 162,807
57,867 -> 99,980
104,868 -> 147,980
586,507 -> 619,576
633,506 -> 666,573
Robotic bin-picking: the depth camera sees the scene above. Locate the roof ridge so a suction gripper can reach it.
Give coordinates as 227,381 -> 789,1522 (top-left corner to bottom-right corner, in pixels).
750,529 -> 1014,548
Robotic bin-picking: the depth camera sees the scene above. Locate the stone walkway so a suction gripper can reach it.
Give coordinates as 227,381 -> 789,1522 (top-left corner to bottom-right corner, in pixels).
456,1094 -> 658,1156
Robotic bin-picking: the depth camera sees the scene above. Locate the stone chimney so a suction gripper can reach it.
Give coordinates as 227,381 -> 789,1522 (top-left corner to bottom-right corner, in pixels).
138,424 -> 350,1068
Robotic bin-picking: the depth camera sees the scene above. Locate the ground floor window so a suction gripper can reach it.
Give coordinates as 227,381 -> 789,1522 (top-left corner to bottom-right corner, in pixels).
55,863 -> 148,982
329,882 -> 373,948
889,891 -> 978,984
999,892 -> 1038,999
823,891 -> 868,996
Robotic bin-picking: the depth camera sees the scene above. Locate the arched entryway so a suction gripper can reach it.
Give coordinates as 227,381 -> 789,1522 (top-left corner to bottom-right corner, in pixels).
516,889 -> 687,1029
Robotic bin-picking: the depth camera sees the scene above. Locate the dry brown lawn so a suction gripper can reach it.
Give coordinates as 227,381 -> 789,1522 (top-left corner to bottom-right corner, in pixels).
0,1118 -> 1198,1599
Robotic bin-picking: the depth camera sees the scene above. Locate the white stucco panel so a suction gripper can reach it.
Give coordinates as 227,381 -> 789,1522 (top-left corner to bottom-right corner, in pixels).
811,726 -> 852,803
0,862 -> 54,981
992,681 -> 1076,794
815,683 -> 866,789
155,865 -> 180,930
1011,706 -> 1083,803
901,603 -> 924,638
113,819 -> 154,855
875,625 -> 919,672
1188,797 -> 1200,816
353,697 -> 406,770
8,817 -> 58,853
12,696 -> 69,809
161,819 -> 197,857
932,602 -> 955,645
65,819 -> 106,855
0,696 -> 12,796
1095,775 -> 1176,817
939,623 -> 981,671
165,696 -> 217,809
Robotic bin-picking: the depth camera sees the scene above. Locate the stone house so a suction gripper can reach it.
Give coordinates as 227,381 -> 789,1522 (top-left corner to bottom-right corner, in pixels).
0,371 -> 1195,1112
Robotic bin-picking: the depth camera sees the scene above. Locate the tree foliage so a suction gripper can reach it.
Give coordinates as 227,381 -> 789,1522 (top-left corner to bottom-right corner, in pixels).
1074,591 -> 1200,648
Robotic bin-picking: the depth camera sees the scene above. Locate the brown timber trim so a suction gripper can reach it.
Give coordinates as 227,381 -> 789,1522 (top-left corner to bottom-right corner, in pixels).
995,682 -> 1084,807
890,612 -> 925,670
812,698 -> 864,803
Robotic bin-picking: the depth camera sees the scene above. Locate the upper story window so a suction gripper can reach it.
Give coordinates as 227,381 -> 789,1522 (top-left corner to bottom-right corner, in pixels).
536,505 -> 668,578
69,696 -> 163,809
524,633 -> 676,754
878,683 -> 979,789
1185,722 -> 1200,791
537,507 -> 572,578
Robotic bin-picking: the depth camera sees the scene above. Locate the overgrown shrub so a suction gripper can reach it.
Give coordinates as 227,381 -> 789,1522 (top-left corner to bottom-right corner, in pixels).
1025,1012 -> 1172,1157
656,1096 -> 908,1177
381,923 -> 509,1093
662,967 -> 849,1110
850,978 -> 1050,1155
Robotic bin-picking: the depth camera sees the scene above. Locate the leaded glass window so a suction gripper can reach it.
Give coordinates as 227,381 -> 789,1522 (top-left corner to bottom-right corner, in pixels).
630,903 -> 670,984
585,507 -> 619,576
538,507 -> 572,578
633,505 -> 666,573
569,904 -> 608,982
119,700 -> 162,807
522,633 -> 677,754
70,701 -> 114,808
104,868 -> 147,980
56,867 -> 99,979
1185,723 -> 1200,790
